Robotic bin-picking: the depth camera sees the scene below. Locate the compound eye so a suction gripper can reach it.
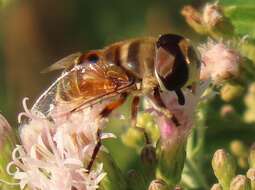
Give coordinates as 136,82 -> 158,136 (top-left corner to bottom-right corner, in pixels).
155,47 -> 175,88
87,53 -> 99,63
78,52 -> 101,66
155,34 -> 189,105
187,46 -> 200,68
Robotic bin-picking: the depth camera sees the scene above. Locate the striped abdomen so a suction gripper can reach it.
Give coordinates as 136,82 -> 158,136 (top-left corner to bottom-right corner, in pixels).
103,37 -> 157,80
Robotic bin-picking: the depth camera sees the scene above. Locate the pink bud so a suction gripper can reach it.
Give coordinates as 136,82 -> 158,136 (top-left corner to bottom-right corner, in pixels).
199,41 -> 241,83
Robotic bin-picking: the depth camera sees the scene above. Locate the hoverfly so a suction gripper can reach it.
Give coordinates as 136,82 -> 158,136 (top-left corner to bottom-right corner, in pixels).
32,33 -> 200,171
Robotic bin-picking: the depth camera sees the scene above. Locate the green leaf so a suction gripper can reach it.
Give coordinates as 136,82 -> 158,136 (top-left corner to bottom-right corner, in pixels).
221,0 -> 255,38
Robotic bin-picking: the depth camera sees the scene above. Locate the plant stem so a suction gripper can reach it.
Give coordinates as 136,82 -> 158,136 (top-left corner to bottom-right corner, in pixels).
185,159 -> 210,190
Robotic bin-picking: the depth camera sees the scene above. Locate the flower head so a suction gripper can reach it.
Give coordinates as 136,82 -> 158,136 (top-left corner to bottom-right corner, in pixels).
7,98 -> 115,190
154,38 -> 241,185
199,40 -> 241,83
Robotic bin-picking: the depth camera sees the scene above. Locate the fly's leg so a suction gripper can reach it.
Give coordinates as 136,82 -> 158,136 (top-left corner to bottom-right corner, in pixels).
86,129 -> 102,172
174,88 -> 185,105
131,96 -> 151,144
87,93 -> 128,172
151,87 -> 180,126
131,96 -> 139,128
99,93 -> 128,117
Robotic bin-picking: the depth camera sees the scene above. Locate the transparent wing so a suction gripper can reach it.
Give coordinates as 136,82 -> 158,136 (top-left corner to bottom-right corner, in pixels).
41,52 -> 82,73
32,61 -> 134,118
31,70 -> 73,117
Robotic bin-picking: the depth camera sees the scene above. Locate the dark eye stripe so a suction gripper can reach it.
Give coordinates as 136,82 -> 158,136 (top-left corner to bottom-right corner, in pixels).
155,34 -> 189,91
159,52 -> 189,90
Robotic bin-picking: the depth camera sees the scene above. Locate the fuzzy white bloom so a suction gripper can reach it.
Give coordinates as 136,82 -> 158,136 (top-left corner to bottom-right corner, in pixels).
199,40 -> 241,83
7,98 -> 115,190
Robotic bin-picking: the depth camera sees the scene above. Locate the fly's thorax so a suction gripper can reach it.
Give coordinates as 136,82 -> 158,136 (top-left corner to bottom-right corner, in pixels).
103,37 -> 157,80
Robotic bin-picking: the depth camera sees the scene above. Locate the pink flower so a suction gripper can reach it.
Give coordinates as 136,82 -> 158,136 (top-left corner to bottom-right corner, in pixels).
199,40 -> 241,83
155,40 -> 241,147
151,41 -> 240,146
156,81 -> 209,149
7,98 -> 115,190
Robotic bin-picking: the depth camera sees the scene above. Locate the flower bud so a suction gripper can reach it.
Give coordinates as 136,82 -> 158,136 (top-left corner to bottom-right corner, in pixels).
203,3 -> 223,29
244,84 -> 255,110
244,110 -> 255,124
249,144 -> 255,168
181,5 -> 207,34
246,168 -> 255,190
97,152 -> 127,190
244,84 -> 255,120
126,170 -> 146,190
202,2 -> 234,38
0,114 -> 17,186
174,185 -> 182,190
137,113 -> 159,143
221,83 -> 244,102
212,149 -> 236,189
230,175 -> 251,190
238,157 -> 249,169
140,144 -> 157,182
220,105 -> 236,118
121,127 -> 144,149
230,140 -> 249,158
156,138 -> 186,187
211,183 -> 223,190
148,179 -> 169,190
141,144 -> 157,165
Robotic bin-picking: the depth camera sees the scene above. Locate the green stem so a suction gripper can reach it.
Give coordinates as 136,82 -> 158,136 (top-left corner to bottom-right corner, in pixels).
190,125 -> 206,159
185,159 -> 210,190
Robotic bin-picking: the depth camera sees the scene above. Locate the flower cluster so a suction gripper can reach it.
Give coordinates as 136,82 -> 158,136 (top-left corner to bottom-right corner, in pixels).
142,38 -> 241,188
199,40 -> 241,83
211,145 -> 255,190
7,98 -> 114,190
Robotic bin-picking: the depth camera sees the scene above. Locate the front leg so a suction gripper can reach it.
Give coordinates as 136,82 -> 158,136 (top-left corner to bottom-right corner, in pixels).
150,86 -> 180,126
131,96 -> 151,144
87,93 -> 128,172
99,92 -> 128,118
